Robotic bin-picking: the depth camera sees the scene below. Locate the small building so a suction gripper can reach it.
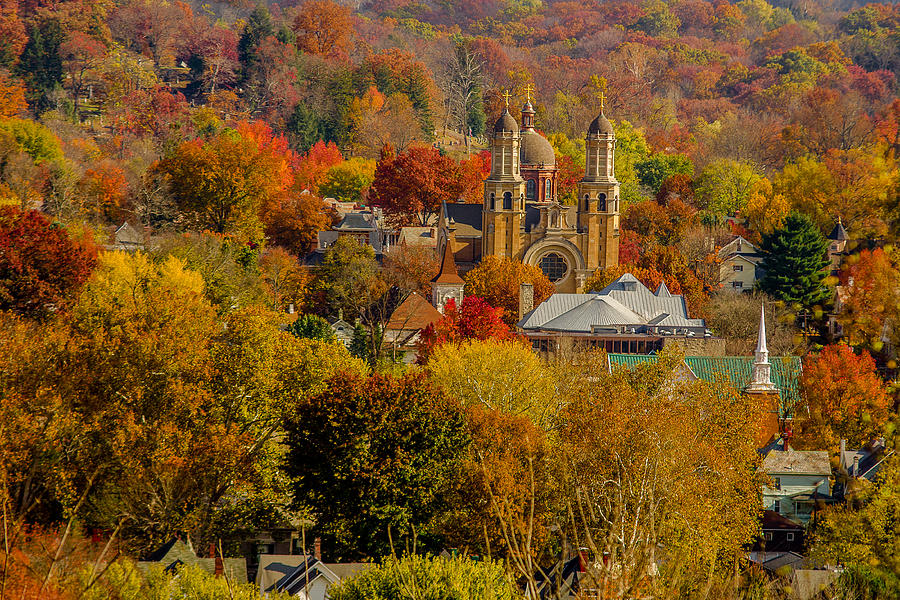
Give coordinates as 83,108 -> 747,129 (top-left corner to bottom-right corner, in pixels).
316,211 -> 389,255
109,222 -> 145,251
397,226 -> 438,249
761,443 -> 832,525
259,555 -> 371,599
137,538 -> 247,582
758,510 -> 805,553
384,292 -> 443,362
437,201 -> 483,270
827,218 -> 849,277
718,236 -> 763,292
326,313 -> 355,348
431,242 -> 465,314
519,273 -> 723,356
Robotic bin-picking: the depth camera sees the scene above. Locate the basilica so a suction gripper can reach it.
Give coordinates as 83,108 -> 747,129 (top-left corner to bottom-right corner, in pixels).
438,96 -> 620,292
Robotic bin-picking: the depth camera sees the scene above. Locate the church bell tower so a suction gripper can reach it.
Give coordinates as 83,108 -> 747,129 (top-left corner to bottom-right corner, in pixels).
483,91 -> 527,259
577,95 -> 619,272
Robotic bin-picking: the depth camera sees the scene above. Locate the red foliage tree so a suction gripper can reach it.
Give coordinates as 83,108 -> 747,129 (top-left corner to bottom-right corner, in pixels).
418,296 -> 515,359
296,140 -> 343,193
369,145 -> 464,226
0,207 -> 97,318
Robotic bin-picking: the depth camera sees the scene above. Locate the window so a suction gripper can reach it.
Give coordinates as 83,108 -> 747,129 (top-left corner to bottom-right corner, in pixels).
490,193 -> 495,210
773,500 -> 781,513
773,477 -> 781,490
732,281 -> 743,289
526,179 -> 536,199
733,264 -> 743,272
786,533 -> 795,542
545,179 -> 552,199
583,194 -> 589,211
539,252 -> 568,282
598,193 -> 607,211
764,532 -> 773,542
503,191 -> 512,210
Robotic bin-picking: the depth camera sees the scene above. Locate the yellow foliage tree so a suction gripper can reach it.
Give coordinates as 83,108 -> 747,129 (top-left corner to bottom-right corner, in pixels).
463,256 -> 555,326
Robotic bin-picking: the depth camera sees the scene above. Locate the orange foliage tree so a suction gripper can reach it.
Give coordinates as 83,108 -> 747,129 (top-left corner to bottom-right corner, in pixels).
262,190 -> 331,255
296,140 -> 343,193
292,0 -> 352,57
463,256 -> 555,326
0,69 -> 26,118
798,344 -> 892,449
155,121 -> 296,237
837,249 -> 900,350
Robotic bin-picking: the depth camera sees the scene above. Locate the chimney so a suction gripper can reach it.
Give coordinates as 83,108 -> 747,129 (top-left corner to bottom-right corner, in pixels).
314,537 -> 322,561
840,439 -> 846,455
782,418 -> 793,451
853,455 -> 860,477
519,282 -> 534,320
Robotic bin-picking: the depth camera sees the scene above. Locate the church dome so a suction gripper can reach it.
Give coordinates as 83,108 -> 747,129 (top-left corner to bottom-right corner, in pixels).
588,112 -> 614,135
519,130 -> 556,167
493,109 -> 519,133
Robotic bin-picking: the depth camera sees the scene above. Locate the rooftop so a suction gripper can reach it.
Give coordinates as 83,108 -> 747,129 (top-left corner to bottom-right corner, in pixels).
762,448 -> 830,476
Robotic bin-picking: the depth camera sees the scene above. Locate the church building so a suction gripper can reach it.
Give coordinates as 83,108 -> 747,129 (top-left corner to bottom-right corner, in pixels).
439,94 -> 620,293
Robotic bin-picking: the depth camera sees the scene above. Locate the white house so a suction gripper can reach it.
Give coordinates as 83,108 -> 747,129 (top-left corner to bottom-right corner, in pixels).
718,236 -> 763,292
258,556 -> 371,599
761,444 -> 832,525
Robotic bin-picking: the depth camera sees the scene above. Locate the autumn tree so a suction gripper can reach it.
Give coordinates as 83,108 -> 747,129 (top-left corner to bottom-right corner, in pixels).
0,0 -> 27,70
418,296 -> 515,360
258,247 -> 308,312
317,157 -> 375,203
369,145 -> 465,227
837,249 -> 900,350
758,212 -> 831,309
798,344 -> 892,450
288,314 -> 336,342
0,207 -> 96,318
59,30 -> 106,116
693,159 -> 762,216
0,69 -> 26,118
292,0 -> 352,57
426,339 -> 559,428
15,18 -> 64,110
312,235 -> 386,321
262,190 -> 331,255
383,242 -> 440,296
463,256 -> 554,326
284,372 -> 470,559
295,141 -> 343,193
155,121 -> 296,237
635,152 -> 694,194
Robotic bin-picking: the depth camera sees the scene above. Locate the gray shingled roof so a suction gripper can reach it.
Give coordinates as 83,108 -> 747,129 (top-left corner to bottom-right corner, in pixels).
519,273 -> 705,333
335,213 -> 376,231
762,449 -> 830,476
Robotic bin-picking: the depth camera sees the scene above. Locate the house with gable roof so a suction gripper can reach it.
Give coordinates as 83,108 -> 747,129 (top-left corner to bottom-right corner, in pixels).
517,273 -> 724,355
718,235 -> 763,292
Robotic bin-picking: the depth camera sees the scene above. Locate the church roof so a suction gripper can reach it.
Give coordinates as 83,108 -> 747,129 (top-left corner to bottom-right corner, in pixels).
517,273 -> 706,332
493,109 -> 518,133
606,354 -> 801,410
828,219 -> 849,241
588,112 -> 614,135
443,202 -> 483,237
520,130 -> 556,167
432,242 -> 464,285
386,292 -> 443,332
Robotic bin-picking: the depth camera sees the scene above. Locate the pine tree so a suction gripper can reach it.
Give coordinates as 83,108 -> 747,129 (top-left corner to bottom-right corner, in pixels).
15,20 -> 63,111
758,211 -> 830,307
238,5 -> 274,82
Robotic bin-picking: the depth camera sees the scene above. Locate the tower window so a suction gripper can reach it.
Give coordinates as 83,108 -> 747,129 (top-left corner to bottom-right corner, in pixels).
503,192 -> 512,210
598,193 -> 607,212
583,195 -> 589,212
490,193 -> 495,210
545,179 -> 552,199
539,252 -> 568,282
526,179 -> 536,199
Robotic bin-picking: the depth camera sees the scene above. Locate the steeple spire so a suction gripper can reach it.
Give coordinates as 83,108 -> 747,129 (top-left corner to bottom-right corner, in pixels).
431,242 -> 465,314
748,304 -> 776,392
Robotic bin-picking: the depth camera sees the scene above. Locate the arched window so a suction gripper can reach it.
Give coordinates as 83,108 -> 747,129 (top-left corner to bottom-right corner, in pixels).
539,252 -> 568,282
526,179 -> 536,199
583,194 -> 589,212
545,179 -> 552,200
490,193 -> 495,210
503,191 -> 512,210
598,193 -> 607,212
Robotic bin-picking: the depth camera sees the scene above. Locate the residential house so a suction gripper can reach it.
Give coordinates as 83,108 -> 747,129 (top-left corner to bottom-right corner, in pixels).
137,538 -> 247,582
835,438 -> 894,500
108,222 -> 145,251
827,218 -> 849,277
258,555 -> 371,599
519,273 -> 724,356
718,236 -> 763,292
326,313 -> 355,348
383,292 -> 443,362
761,441 -> 833,525
757,510 -> 805,552
397,226 -> 438,249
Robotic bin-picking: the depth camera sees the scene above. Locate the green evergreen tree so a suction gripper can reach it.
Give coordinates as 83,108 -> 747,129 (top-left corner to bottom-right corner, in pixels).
288,314 -> 337,342
758,212 -> 831,307
238,5 -> 275,81
16,20 -> 64,112
349,322 -> 369,360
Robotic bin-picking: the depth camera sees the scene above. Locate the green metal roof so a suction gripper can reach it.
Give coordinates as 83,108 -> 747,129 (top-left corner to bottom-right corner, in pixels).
607,354 -> 802,413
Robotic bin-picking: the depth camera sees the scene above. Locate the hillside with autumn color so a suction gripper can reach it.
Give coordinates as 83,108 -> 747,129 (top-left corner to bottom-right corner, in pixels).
4,0 -> 900,598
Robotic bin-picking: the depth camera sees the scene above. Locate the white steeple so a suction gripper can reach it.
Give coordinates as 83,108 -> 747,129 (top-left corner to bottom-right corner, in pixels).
747,304 -> 776,392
